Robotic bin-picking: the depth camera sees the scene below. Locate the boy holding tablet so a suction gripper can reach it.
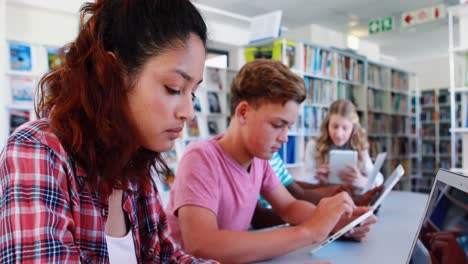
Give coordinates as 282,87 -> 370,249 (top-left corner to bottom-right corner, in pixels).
166,60 -> 376,263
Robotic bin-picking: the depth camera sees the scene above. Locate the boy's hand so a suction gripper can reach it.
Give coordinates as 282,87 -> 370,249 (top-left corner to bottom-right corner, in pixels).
340,207 -> 377,241
300,192 -> 356,242
354,185 -> 384,206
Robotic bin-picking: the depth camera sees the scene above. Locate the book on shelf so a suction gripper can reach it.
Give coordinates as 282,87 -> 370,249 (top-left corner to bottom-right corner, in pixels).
186,116 -> 200,137
9,109 -> 31,134
244,39 -> 296,69
47,47 -> 66,70
303,105 -> 327,134
278,136 -> 297,164
367,89 -> 385,111
207,91 -> 222,114
305,77 -> 334,105
303,46 -> 334,77
205,67 -> 225,90
10,76 -> 34,104
9,43 -> 32,71
288,114 -> 302,134
336,55 -> 364,83
207,118 -> 220,136
193,96 -> 202,112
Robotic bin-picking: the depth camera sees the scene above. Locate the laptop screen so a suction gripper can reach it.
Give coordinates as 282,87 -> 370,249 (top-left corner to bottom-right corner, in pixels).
408,174 -> 468,264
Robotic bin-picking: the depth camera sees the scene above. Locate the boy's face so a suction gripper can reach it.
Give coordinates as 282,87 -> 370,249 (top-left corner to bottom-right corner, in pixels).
242,101 -> 300,160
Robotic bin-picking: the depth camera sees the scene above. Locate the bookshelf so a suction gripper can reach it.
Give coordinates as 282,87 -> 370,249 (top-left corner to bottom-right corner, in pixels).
243,38 -> 420,180
170,66 -> 237,173
365,61 -> 420,191
412,88 -> 462,193
1,40 -> 65,143
448,4 -> 468,175
244,38 -> 367,169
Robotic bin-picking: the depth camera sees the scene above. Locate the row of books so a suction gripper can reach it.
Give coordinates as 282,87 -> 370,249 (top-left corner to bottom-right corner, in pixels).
184,116 -> 229,138
391,71 -> 409,91
368,64 -> 390,89
303,46 -> 334,77
391,93 -> 408,113
367,89 -> 385,111
421,108 -> 436,122
367,113 -> 389,134
335,55 -> 365,83
391,138 -> 409,157
305,78 -> 335,105
303,106 -> 328,135
421,157 -> 437,172
422,142 -> 435,155
369,138 -> 388,158
303,78 -> 359,106
421,125 -> 435,137
390,116 -> 407,134
303,47 -> 365,83
9,42 -> 65,72
420,91 -> 436,105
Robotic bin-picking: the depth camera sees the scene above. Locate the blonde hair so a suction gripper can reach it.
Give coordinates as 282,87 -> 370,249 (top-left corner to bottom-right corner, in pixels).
315,99 -> 369,166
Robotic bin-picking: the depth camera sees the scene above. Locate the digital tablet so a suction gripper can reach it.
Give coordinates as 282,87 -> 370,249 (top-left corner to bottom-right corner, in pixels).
329,150 -> 358,185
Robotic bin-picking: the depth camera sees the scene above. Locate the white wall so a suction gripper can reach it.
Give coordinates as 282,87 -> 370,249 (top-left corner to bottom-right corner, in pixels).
402,56 -> 450,90
0,0 -> 7,146
285,24 -> 347,49
6,3 -> 79,46
285,24 -> 380,62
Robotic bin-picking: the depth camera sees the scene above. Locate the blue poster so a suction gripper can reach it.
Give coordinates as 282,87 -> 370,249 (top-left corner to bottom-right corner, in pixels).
9,43 -> 32,71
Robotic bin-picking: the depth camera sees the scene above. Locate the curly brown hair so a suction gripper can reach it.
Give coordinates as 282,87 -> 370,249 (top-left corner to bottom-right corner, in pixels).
36,0 -> 207,196
229,59 -> 306,114
315,99 -> 369,166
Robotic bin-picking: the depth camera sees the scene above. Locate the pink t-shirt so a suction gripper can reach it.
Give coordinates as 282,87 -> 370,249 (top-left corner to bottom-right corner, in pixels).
166,135 -> 281,246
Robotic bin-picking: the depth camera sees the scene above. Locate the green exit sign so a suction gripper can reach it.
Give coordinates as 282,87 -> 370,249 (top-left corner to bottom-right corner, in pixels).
369,16 -> 394,35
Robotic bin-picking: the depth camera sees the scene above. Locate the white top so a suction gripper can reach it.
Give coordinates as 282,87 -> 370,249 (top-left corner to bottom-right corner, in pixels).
106,229 -> 138,264
304,139 -> 384,187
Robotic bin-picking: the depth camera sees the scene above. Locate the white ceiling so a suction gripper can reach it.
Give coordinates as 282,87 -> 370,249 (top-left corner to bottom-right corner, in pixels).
195,0 -> 460,62
7,0 -> 461,63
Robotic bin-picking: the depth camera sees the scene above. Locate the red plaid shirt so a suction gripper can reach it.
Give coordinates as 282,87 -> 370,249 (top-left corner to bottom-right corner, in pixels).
0,119 -> 217,264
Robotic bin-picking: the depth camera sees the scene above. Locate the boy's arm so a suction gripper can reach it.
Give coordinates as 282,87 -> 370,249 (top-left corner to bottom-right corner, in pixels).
250,201 -> 285,229
178,185 -> 355,263
178,204 -> 312,263
286,181 -> 354,205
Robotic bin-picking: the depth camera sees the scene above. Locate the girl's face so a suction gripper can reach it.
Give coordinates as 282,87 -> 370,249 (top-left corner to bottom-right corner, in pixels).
328,114 -> 354,147
126,33 -> 206,152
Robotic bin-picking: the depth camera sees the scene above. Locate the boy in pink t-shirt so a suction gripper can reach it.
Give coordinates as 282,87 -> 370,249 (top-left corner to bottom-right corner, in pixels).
166,60 -> 376,263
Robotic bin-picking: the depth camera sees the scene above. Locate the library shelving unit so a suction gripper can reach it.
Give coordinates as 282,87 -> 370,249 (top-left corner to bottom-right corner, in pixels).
2,40 -> 65,143
365,60 -> 420,190
243,38 -> 367,170
448,4 -> 468,175
170,66 -> 238,172
242,38 -> 420,183
413,88 -> 462,192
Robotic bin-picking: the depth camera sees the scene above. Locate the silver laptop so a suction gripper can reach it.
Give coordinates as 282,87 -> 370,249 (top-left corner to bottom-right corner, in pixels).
310,164 -> 405,254
361,152 -> 387,194
406,169 -> 468,264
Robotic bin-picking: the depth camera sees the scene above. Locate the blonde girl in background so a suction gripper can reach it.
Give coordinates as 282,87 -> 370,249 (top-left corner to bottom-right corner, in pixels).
305,99 -> 384,189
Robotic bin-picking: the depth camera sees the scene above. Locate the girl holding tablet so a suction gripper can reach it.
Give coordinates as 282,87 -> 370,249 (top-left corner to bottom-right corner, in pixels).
305,99 -> 384,189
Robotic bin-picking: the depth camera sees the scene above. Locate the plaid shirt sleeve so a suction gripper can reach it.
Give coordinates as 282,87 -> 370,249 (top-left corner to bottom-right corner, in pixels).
138,180 -> 219,264
0,133 -> 80,263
